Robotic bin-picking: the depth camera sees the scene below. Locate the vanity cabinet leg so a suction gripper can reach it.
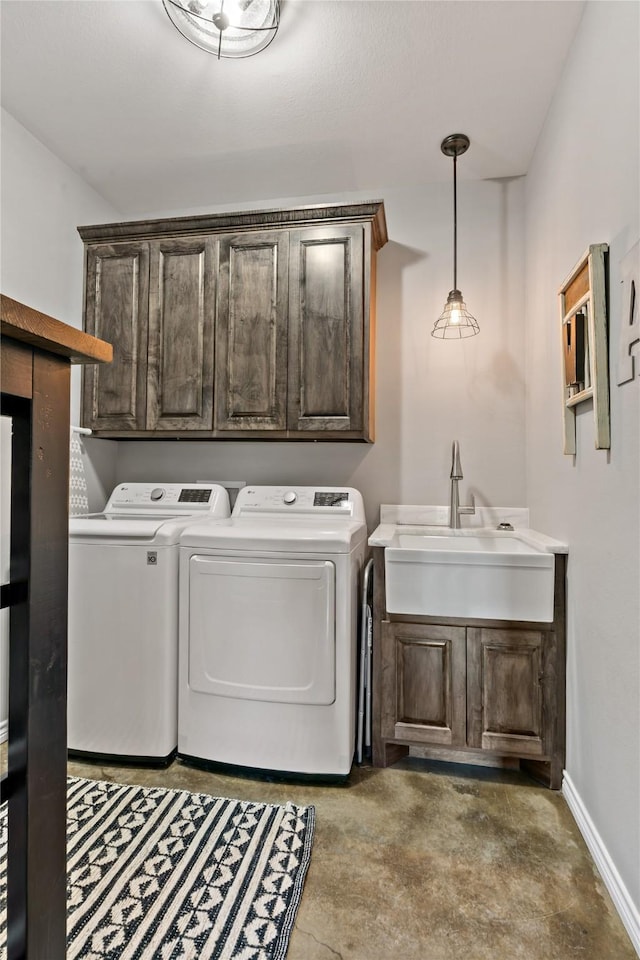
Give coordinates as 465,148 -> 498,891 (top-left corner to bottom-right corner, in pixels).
372,738 -> 409,768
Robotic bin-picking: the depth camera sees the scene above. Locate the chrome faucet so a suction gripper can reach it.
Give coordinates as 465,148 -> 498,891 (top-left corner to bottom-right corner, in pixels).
449,441 -> 475,529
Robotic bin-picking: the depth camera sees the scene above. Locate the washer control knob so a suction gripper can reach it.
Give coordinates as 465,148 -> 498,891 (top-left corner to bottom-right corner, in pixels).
150,487 -> 165,501
283,491 -> 297,505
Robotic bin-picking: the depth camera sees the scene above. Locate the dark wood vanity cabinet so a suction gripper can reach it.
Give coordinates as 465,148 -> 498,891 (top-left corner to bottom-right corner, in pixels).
78,202 -> 387,440
373,550 -> 566,788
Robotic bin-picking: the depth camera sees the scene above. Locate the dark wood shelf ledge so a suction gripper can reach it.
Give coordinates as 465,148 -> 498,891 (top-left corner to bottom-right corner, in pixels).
1,294 -> 113,365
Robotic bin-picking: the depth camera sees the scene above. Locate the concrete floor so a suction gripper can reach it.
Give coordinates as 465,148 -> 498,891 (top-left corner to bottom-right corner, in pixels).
64,754 -> 637,960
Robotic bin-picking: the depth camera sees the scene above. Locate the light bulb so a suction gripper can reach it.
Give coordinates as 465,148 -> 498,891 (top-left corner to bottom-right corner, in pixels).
449,304 -> 463,325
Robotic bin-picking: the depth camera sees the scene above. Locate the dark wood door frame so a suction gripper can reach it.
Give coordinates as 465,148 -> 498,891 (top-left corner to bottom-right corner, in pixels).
2,352 -> 70,959
1,295 -> 111,959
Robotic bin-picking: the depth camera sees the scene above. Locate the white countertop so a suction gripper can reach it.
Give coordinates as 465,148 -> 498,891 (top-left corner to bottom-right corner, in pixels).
368,505 -> 568,554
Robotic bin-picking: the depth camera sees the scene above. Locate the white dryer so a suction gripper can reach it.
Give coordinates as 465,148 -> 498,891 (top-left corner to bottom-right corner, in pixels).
68,482 -> 232,764
178,486 -> 367,777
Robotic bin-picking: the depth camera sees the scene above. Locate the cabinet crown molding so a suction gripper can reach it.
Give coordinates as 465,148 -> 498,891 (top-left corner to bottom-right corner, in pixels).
78,201 -> 388,252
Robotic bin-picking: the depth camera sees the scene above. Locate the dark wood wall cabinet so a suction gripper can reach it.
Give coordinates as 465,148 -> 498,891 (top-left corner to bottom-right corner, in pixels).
372,549 -> 567,789
78,201 -> 387,441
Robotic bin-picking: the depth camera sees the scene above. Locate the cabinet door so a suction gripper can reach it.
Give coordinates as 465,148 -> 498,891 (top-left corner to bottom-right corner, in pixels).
467,628 -> 550,757
381,622 -> 466,747
288,225 -> 366,436
147,237 -> 216,431
82,243 -> 149,430
215,232 -> 289,431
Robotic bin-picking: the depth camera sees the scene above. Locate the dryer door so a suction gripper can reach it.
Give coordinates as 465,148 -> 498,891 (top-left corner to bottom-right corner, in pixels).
188,555 -> 335,705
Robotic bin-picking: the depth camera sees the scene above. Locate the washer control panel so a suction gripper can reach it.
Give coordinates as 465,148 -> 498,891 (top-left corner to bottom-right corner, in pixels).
313,491 -> 349,507
105,483 -> 224,514
233,486 -> 364,520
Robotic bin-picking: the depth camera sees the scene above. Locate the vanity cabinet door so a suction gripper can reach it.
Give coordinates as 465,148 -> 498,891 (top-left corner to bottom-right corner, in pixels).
466,627 -> 552,758
147,236 -> 216,431
82,243 -> 149,431
287,225 -> 368,437
381,621 -> 466,747
214,231 -> 289,431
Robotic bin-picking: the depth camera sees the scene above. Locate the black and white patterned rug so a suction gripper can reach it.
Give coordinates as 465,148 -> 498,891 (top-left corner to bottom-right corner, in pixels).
0,776 -> 315,959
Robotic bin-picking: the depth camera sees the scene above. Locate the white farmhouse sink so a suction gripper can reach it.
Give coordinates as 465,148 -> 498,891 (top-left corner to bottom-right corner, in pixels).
392,532 -> 536,553
384,528 -> 555,622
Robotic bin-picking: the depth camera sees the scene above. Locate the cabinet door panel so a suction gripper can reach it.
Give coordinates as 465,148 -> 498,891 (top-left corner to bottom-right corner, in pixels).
82,244 -> 149,430
288,226 -> 365,433
147,237 -> 215,431
384,622 -> 466,746
467,628 -> 547,757
215,232 -> 288,431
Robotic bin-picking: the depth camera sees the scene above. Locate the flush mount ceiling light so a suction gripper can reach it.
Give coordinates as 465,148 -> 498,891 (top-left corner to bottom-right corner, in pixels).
432,133 -> 480,340
162,0 -> 280,59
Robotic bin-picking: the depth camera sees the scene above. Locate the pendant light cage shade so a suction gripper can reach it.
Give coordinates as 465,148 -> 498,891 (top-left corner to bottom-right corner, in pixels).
432,290 -> 480,339
163,0 -> 280,59
432,133 -> 480,339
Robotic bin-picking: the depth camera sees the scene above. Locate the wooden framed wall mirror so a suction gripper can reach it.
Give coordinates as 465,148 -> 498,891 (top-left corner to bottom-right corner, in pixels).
558,243 -> 609,454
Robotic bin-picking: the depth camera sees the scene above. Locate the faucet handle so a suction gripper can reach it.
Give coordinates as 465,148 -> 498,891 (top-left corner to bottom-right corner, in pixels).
458,493 -> 475,517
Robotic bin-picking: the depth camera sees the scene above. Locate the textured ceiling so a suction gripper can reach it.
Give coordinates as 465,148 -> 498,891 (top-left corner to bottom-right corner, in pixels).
0,0 -> 585,216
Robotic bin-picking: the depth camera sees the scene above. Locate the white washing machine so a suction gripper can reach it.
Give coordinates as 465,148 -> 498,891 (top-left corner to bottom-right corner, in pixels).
68,482 -> 232,764
178,485 -> 368,778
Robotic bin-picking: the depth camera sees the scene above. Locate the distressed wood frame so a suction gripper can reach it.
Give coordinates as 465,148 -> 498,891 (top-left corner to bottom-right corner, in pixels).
559,243 -> 610,454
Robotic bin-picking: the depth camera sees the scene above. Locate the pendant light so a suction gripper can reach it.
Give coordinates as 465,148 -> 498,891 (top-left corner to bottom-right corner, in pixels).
432,133 -> 480,339
162,0 -> 280,59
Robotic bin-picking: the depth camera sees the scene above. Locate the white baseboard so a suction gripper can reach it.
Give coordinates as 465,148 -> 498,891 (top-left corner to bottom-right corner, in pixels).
563,771 -> 640,956
0,718 -> 7,743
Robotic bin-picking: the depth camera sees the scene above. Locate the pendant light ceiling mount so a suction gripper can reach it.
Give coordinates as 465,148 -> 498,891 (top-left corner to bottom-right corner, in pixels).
440,133 -> 470,159
432,132 -> 480,340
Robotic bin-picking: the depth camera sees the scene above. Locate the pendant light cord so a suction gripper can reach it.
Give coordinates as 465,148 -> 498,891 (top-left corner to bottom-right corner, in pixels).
453,154 -> 457,292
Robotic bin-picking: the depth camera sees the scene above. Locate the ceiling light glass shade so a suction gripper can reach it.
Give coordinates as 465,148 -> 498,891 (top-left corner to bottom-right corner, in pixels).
432,289 -> 480,339
162,0 -> 280,59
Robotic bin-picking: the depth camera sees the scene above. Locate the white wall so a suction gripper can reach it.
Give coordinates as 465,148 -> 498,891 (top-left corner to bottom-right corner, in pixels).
0,108 -> 120,507
117,177 -> 527,531
0,109 -> 121,737
524,0 -> 639,944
